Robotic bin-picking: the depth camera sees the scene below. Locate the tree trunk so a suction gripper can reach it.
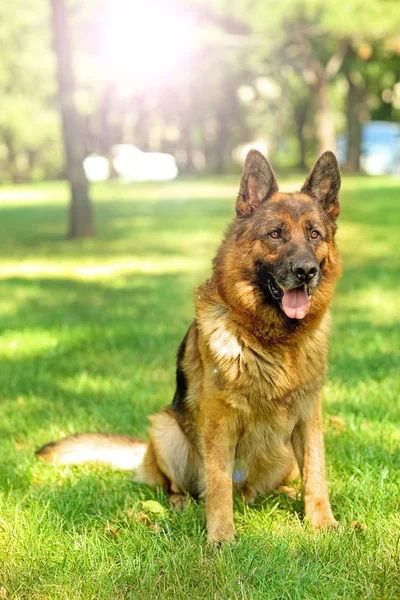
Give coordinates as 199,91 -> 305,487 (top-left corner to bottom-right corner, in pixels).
51,0 -> 93,238
294,101 -> 308,170
99,86 -> 113,156
214,72 -> 235,174
183,128 -> 195,173
343,74 -> 364,173
215,112 -> 229,174
314,78 -> 336,155
134,94 -> 150,151
3,130 -> 19,183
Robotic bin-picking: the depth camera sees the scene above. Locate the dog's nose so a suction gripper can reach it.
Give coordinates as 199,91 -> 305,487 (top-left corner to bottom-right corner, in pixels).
293,261 -> 318,282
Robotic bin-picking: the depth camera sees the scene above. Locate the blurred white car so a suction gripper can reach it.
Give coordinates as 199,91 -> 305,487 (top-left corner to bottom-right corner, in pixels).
112,145 -> 178,182
83,146 -> 179,182
83,155 -> 110,182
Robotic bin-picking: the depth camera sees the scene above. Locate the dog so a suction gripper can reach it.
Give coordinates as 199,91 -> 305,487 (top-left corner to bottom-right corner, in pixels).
37,149 -> 342,543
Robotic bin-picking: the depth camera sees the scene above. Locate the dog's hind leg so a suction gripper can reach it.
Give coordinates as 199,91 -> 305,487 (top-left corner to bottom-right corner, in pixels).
282,458 -> 300,484
135,408 -> 200,504
135,438 -> 170,490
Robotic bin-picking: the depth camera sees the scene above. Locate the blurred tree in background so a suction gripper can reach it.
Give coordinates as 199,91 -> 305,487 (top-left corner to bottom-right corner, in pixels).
0,0 -> 60,182
0,0 -> 400,185
51,0 -> 93,237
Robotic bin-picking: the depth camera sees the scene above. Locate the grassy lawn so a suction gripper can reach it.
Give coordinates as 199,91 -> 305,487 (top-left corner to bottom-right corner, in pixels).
0,175 -> 399,599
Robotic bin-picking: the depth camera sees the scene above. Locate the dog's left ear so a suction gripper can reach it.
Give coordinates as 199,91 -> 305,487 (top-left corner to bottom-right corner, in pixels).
301,151 -> 341,220
236,149 -> 278,218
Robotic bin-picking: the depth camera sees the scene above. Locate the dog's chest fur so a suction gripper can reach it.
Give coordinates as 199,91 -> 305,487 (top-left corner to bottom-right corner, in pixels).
197,301 -> 330,406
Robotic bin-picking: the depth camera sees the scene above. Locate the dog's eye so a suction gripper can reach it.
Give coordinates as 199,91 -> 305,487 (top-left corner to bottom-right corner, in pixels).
310,230 -> 321,240
269,230 -> 280,239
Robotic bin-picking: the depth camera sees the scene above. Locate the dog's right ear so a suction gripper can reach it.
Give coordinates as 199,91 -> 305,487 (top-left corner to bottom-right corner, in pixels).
236,150 -> 278,218
301,151 -> 341,220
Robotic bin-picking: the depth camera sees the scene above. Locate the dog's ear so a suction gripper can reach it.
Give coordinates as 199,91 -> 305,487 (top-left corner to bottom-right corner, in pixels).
301,151 -> 341,220
236,150 -> 278,218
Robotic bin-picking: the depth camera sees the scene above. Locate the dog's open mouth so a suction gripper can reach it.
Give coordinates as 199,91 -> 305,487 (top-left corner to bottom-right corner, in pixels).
268,278 -> 311,320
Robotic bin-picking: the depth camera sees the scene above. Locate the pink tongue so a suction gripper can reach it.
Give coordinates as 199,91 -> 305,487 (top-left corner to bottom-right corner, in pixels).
282,287 -> 310,319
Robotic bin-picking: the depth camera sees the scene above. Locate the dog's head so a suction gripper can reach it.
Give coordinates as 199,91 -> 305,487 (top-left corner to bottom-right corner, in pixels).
216,149 -> 342,325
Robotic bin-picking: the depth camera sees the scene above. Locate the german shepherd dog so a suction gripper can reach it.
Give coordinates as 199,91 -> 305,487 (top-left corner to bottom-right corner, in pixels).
37,149 -> 342,543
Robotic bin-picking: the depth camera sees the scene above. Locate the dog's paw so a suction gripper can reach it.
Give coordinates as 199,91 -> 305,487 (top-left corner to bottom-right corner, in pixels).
278,485 -> 298,500
311,517 -> 339,531
207,522 -> 237,546
241,485 -> 256,505
308,509 -> 338,531
306,497 -> 338,531
169,493 -> 187,512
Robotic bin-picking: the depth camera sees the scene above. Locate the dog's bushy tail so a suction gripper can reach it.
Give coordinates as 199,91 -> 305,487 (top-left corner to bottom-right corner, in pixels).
36,433 -> 147,471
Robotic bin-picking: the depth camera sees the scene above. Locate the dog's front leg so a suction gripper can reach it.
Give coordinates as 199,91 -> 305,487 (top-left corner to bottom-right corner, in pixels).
292,395 -> 338,529
201,408 -> 236,544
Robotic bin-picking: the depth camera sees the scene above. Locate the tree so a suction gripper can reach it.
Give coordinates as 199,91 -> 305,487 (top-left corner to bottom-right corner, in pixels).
0,0 -> 61,182
341,45 -> 369,173
51,0 -> 93,237
342,42 -> 400,172
282,0 -> 400,163
212,0 -> 400,159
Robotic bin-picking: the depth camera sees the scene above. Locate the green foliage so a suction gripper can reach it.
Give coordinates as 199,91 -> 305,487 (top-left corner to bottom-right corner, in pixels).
0,0 -> 62,182
0,176 -> 399,598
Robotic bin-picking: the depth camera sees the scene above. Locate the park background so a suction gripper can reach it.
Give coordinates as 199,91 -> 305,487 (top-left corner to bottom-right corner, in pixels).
0,1 -> 399,599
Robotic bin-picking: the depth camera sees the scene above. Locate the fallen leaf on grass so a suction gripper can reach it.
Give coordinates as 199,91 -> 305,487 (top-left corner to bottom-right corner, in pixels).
351,521 -> 367,531
126,510 -> 162,533
0,587 -> 7,599
134,512 -> 152,526
105,521 -> 120,537
141,500 -> 167,515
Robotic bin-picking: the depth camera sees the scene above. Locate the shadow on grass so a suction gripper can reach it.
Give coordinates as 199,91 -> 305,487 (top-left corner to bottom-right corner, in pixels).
0,251 -> 398,452
26,426 -> 399,533
0,197 -> 230,260
0,176 -> 398,259
0,272 -> 196,457
340,181 -> 400,227
32,471 -> 171,527
1,268 -> 397,384
338,260 -> 400,288
2,273 -> 194,330
330,321 -> 398,385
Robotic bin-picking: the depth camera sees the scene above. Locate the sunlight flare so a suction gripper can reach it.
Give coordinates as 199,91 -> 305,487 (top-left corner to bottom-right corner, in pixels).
99,1 -> 198,89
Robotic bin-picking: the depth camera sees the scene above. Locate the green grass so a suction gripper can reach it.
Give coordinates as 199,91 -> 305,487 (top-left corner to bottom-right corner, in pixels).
0,175 -> 399,599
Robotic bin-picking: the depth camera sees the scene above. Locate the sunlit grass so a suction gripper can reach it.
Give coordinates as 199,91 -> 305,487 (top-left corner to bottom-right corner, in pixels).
0,176 -> 399,599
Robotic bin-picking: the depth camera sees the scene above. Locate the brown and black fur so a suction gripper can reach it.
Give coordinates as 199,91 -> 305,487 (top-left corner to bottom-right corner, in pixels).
37,149 -> 342,543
